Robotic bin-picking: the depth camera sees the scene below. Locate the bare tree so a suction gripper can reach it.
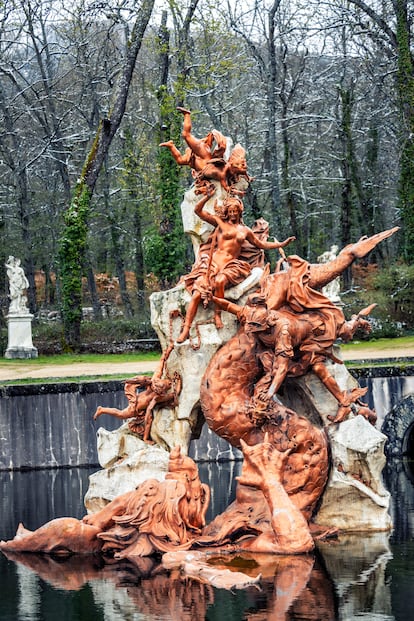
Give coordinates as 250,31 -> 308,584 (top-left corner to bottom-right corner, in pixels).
58,0 -> 155,349
335,0 -> 413,259
226,0 -> 283,235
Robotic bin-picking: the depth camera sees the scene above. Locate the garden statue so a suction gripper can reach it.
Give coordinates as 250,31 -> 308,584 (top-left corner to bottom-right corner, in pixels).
1,111 -> 399,589
5,255 -> 29,315
4,256 -> 38,359
318,244 -> 342,303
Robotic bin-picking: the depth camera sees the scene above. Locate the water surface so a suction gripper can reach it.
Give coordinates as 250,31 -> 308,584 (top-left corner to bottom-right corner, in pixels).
0,460 -> 413,620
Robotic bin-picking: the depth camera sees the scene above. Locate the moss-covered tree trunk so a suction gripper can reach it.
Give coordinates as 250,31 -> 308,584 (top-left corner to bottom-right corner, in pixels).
57,0 -> 154,350
395,0 -> 414,261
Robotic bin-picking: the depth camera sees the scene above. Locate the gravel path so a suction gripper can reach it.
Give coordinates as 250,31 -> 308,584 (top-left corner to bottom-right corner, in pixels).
0,360 -> 160,382
0,344 -> 413,382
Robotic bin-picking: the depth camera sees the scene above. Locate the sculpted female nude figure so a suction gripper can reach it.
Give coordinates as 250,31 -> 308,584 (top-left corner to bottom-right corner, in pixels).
177,184 -> 295,343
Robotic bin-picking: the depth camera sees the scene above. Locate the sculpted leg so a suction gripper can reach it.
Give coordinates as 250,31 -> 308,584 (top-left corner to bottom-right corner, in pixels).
178,106 -> 192,138
212,274 -> 228,329
143,399 -> 156,444
312,360 -> 348,404
312,359 -> 368,422
177,291 -> 202,343
94,405 -> 133,421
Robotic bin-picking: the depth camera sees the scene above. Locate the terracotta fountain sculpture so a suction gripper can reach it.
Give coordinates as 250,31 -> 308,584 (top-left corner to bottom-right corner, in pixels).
1,110 -> 398,589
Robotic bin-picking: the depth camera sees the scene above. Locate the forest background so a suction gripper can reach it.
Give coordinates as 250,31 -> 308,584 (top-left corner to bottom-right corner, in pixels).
1,0 -> 413,352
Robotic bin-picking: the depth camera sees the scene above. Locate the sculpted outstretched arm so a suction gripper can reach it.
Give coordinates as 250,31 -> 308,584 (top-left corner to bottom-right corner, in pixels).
194,185 -> 218,227
211,295 -> 240,316
245,229 -> 295,250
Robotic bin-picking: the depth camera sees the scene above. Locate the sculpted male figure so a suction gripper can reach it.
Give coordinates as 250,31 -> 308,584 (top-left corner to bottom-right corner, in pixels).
215,293 -> 375,424
94,373 -> 182,443
160,108 -> 252,194
160,107 -> 227,175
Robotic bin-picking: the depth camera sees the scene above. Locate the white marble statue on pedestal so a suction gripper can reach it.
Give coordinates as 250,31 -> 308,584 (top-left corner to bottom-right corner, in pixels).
5,256 -> 37,359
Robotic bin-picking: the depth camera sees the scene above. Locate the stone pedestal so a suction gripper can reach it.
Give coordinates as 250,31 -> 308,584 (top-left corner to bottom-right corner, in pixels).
5,314 -> 38,359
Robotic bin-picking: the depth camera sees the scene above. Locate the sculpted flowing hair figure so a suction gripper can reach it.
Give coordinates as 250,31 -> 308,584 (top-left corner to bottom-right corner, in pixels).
177,184 -> 295,343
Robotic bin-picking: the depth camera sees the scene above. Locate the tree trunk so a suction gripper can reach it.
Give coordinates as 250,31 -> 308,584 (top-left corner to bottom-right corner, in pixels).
265,1 -> 283,235
133,207 -> 146,311
347,0 -> 414,260
86,256 -> 103,321
58,0 -> 154,350
339,85 -> 354,289
395,0 -> 414,260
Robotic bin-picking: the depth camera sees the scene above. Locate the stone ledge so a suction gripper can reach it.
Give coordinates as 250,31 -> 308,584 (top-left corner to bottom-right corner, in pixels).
348,363 -> 414,378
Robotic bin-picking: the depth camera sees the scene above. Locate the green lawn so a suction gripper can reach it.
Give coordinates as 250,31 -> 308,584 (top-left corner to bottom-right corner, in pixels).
340,334 -> 414,353
0,351 -> 161,384
0,350 -> 160,367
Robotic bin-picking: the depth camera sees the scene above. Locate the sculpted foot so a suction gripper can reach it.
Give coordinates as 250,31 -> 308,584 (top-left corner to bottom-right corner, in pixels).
176,325 -> 191,343
93,407 -> 103,420
214,313 -> 224,330
159,140 -> 174,148
176,106 -> 191,115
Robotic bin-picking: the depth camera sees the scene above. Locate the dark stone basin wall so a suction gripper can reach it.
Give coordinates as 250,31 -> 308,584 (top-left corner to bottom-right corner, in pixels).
0,382 -> 122,470
350,365 -> 414,428
1,364 -> 413,471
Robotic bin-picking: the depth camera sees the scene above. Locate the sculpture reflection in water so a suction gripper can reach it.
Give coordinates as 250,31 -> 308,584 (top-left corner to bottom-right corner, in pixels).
0,111 -> 399,599
1,548 -> 337,620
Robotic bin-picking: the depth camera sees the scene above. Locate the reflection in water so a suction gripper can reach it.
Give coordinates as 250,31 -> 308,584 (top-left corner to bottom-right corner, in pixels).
0,460 -> 413,620
1,549 -> 336,620
16,563 -> 41,621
